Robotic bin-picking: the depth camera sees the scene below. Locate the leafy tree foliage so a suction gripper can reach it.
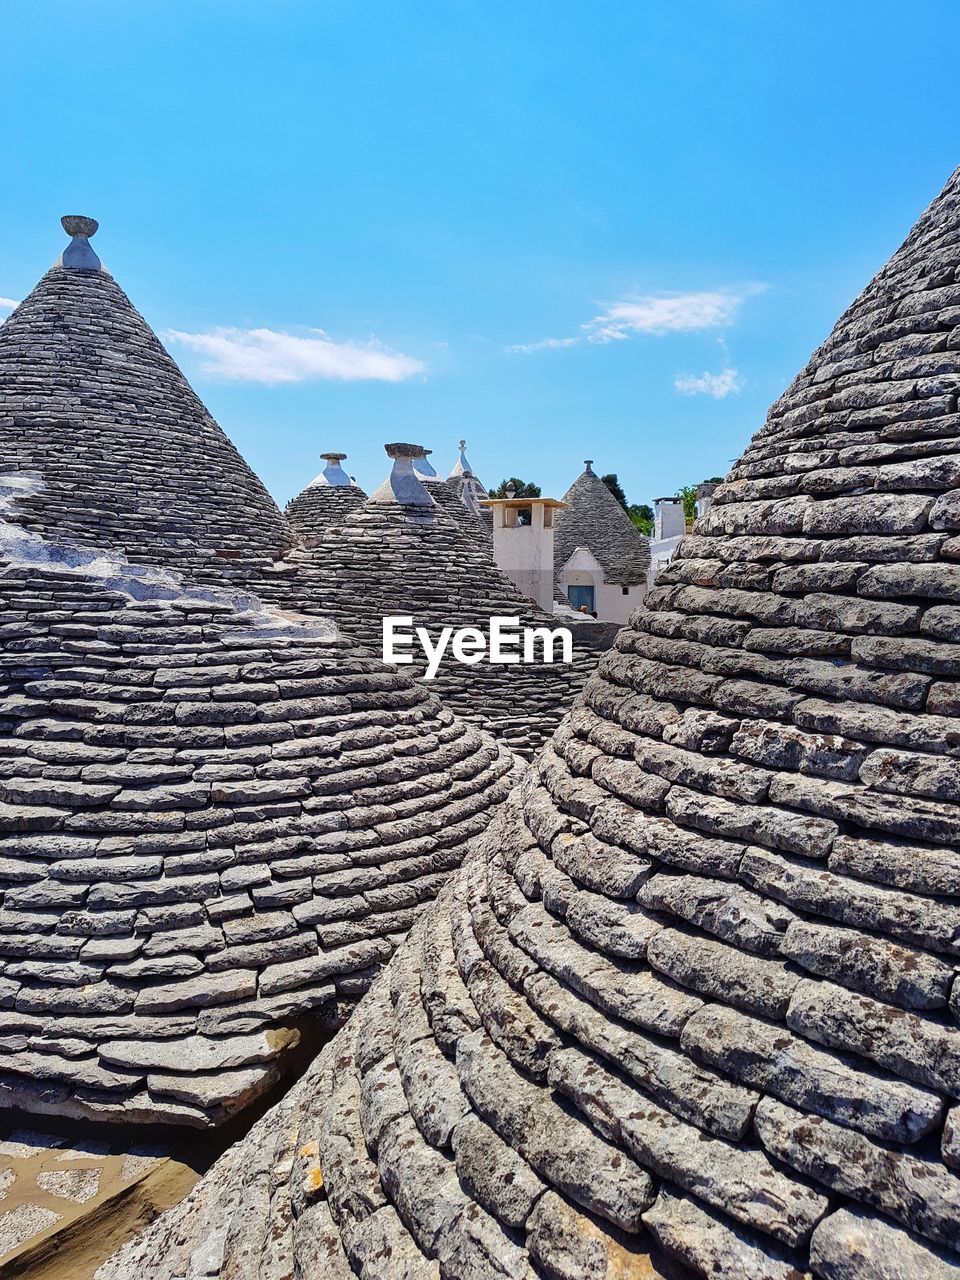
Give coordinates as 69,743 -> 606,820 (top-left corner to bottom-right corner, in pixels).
676,477 -> 724,521
676,484 -> 700,522
600,473 -> 628,510
492,477 -> 542,498
628,502 -> 653,535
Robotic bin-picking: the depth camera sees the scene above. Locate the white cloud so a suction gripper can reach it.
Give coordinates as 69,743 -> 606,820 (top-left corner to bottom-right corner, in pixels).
165,326 -> 425,384
508,336 -> 580,354
674,366 -> 744,398
0,297 -> 18,312
585,290 -> 752,341
510,284 -> 764,353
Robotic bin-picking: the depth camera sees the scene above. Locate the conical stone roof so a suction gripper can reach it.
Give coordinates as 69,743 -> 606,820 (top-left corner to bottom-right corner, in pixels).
285,452 -> 367,541
105,166 -> 960,1276
449,439 -> 486,492
293,444 -> 598,758
0,217 -> 295,591
418,468 -> 494,548
554,459 -> 651,587
0,478 -> 513,1128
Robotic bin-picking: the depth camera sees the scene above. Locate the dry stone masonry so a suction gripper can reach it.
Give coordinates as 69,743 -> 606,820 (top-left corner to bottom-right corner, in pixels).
554,459 -> 651,590
103,164 -> 960,1278
424,443 -> 494,549
0,225 -> 519,1130
285,453 -> 367,542
0,496 -> 514,1127
0,218 -> 296,593
291,444 -> 598,758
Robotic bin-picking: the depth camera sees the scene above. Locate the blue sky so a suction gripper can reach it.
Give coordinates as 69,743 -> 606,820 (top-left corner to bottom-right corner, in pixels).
2,1 -> 959,507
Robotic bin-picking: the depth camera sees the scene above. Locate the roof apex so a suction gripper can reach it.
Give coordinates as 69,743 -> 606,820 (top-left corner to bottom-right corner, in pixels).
369,443 -> 435,506
60,213 -> 102,271
311,452 -> 354,487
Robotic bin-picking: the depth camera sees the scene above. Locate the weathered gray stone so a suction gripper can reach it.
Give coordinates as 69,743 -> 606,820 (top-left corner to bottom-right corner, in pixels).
681,1001 -> 942,1143
756,1096 -> 960,1251
809,1208 -> 960,1280
786,978 -> 960,1095
450,1113 -> 545,1231
638,873 -> 795,957
643,1188 -> 810,1280
457,1030 -> 655,1231
782,918 -> 952,1010
548,1046 -> 827,1246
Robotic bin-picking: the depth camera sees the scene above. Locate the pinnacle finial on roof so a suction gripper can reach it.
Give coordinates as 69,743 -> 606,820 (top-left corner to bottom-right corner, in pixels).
449,439 -> 476,480
60,215 -> 101,271
584,459 -> 594,474
413,448 -> 439,481
315,452 -> 353,487
371,443 -> 434,506
385,442 -> 428,460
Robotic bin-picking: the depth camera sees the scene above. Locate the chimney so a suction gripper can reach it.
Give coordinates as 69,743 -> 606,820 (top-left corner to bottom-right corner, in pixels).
369,443 -> 435,507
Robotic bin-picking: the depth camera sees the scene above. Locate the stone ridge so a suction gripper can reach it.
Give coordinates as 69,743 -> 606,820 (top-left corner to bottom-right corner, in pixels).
102,164 -> 960,1278
0,266 -> 295,589
0,510 -> 514,1128
554,464 -> 651,587
285,479 -> 368,542
291,493 -> 598,759
425,475 -> 494,548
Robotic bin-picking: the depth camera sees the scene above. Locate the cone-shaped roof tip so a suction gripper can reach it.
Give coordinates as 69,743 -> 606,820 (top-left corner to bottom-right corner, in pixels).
312,452 -> 353,487
385,442 -> 428,460
449,438 -> 477,480
583,458 -> 594,474
60,214 -> 101,271
413,447 -> 439,480
371,443 -> 434,505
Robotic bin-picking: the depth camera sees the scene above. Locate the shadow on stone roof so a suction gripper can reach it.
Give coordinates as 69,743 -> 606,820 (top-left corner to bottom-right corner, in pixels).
100,164 -> 960,1280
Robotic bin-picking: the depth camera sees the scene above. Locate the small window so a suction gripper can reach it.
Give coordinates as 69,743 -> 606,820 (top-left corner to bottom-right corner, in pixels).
622,586 -> 629,595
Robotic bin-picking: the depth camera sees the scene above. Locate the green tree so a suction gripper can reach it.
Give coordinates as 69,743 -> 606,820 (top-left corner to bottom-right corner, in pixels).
492,477 -> 542,498
676,484 -> 699,522
628,502 -> 653,535
677,478 -> 723,522
600,473 -> 628,510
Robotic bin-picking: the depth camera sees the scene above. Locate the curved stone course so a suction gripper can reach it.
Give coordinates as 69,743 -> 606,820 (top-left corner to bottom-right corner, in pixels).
292,446 -> 598,758
102,166 -> 960,1277
0,497 -> 514,1128
424,474 -> 494,549
0,233 -> 295,590
286,454 -> 367,541
554,461 -> 651,589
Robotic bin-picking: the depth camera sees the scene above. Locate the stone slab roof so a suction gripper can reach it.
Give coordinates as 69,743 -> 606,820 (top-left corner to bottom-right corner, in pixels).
106,165 -> 960,1277
0,484 -> 513,1128
285,471 -> 367,542
290,450 -> 599,758
0,223 -> 295,591
554,461 -> 651,587
424,474 -> 494,549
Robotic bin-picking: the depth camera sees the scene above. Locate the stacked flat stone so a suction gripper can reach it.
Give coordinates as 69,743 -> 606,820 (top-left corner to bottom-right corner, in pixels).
285,453 -> 367,542
440,440 -> 495,545
0,480 -> 514,1128
292,446 -> 598,758
554,460 -> 651,587
104,165 -> 960,1278
0,223 -> 297,594
422,474 -> 494,550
